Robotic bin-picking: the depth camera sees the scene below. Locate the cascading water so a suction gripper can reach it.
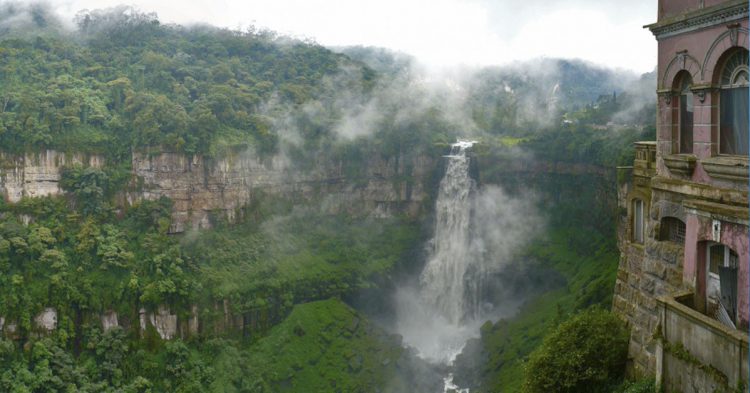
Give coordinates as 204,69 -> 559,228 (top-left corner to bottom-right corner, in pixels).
394,140 -> 486,366
419,140 -> 484,324
392,139 -> 539,392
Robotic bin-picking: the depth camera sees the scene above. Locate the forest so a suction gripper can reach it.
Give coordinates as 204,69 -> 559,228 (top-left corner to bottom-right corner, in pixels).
0,5 -> 657,393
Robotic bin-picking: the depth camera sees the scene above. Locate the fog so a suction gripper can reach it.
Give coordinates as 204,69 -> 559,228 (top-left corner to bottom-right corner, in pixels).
0,5 -> 655,391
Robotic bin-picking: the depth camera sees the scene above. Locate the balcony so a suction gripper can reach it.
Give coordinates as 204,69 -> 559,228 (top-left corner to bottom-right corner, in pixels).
655,292 -> 748,392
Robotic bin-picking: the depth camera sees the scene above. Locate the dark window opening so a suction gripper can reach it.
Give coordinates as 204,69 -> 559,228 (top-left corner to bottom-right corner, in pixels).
719,49 -> 749,155
659,217 -> 685,244
679,75 -> 693,153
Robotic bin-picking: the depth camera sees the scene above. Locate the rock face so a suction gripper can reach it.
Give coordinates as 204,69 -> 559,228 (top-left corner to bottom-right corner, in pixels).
0,150 -> 104,203
34,308 -> 58,331
0,149 -> 435,233
130,150 -> 433,232
101,311 -> 119,331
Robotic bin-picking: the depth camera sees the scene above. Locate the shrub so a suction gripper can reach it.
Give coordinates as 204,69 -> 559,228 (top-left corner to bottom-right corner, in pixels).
522,308 -> 629,393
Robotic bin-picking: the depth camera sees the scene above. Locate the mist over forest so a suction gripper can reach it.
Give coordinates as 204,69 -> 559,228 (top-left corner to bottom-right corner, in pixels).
0,3 -> 657,393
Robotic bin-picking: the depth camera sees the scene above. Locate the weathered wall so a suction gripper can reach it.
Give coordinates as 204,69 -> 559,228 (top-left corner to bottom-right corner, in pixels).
613,211 -> 685,373
656,294 -> 749,392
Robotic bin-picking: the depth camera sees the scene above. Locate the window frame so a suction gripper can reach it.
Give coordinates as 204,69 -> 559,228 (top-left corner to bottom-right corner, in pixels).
717,49 -> 749,156
659,217 -> 686,244
632,199 -> 644,244
677,74 -> 694,154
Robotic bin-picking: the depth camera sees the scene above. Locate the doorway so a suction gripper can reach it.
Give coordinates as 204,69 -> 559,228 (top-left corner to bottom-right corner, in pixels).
706,243 -> 738,327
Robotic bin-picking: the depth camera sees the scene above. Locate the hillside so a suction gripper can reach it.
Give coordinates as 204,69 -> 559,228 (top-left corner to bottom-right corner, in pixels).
0,6 -> 657,393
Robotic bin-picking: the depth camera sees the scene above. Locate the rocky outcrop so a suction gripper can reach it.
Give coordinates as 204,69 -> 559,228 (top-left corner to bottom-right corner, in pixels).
34,308 -> 58,332
0,150 -> 103,203
129,149 -> 433,232
139,306 -> 178,340
1,149 -> 435,233
101,310 -> 119,332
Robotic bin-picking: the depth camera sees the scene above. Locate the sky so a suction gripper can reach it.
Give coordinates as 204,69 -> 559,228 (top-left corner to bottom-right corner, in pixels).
42,0 -> 656,73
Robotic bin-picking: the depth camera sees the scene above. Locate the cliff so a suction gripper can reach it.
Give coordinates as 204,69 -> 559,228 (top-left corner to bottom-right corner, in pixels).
0,149 -> 436,233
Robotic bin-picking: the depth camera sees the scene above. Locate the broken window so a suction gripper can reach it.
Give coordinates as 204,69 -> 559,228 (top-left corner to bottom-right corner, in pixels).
659,217 -> 685,244
719,49 -> 749,155
707,243 -> 739,327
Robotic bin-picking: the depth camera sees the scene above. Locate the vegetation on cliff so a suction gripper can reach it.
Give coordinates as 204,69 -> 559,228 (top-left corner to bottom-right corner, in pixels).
0,5 -> 661,393
0,6 -> 372,157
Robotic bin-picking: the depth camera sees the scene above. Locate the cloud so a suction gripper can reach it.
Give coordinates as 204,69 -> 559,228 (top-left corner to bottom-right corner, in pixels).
28,0 -> 655,72
0,1 -> 67,33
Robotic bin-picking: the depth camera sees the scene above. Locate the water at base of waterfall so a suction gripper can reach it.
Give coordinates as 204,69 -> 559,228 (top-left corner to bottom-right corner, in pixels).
443,374 -> 470,393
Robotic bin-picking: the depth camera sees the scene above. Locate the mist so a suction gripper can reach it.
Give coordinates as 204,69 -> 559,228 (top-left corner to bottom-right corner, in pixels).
0,1 -> 67,34
0,5 -> 656,391
384,134 -> 543,370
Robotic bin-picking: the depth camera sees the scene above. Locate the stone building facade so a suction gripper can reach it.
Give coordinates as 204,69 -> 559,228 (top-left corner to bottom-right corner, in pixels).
613,0 -> 749,391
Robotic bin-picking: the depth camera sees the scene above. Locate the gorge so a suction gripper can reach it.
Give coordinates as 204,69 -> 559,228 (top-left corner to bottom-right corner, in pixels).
0,5 -> 659,392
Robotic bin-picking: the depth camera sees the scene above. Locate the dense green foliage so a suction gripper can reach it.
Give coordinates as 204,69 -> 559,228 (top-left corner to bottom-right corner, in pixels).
0,7 -> 374,157
0,193 -> 188,340
0,189 -> 423,390
0,6 -> 661,393
238,298 -> 440,393
522,308 -> 629,393
184,205 -> 422,333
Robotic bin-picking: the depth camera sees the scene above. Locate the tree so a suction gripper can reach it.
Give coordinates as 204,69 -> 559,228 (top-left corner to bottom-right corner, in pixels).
522,308 -> 629,393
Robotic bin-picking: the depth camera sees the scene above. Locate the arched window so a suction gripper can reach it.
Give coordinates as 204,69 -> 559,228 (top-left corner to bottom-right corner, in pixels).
632,199 -> 644,244
659,217 -> 685,243
676,73 -> 693,153
719,49 -> 749,155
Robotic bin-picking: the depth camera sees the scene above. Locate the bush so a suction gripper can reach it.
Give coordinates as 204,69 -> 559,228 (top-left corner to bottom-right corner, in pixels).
522,308 -> 629,393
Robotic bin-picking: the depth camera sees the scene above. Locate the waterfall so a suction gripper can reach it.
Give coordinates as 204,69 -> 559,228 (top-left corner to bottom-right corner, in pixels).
393,138 -> 538,389
419,140 -> 483,324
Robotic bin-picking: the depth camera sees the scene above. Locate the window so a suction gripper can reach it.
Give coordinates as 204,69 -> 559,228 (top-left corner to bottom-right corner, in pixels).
632,199 -> 644,243
678,74 -> 693,153
659,217 -> 685,244
706,243 -> 739,326
708,244 -> 725,275
719,49 -> 749,155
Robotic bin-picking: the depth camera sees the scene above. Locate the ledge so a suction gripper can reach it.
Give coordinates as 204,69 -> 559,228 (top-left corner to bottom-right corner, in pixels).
651,176 -> 747,202
658,291 -> 749,344
645,0 -> 748,39
683,198 -> 749,224
701,155 -> 749,182
663,154 -> 697,177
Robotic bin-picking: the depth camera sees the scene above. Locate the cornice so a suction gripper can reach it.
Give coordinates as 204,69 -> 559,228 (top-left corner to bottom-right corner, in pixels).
645,1 -> 748,40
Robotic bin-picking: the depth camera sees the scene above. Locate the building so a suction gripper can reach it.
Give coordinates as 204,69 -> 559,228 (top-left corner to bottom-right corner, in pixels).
613,0 -> 749,391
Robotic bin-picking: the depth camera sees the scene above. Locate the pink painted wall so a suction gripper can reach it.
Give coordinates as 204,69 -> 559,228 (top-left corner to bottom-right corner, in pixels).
658,0 -> 704,20
654,4 -> 748,187
723,222 -> 750,326
684,215 -> 750,327
684,215 -> 701,288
